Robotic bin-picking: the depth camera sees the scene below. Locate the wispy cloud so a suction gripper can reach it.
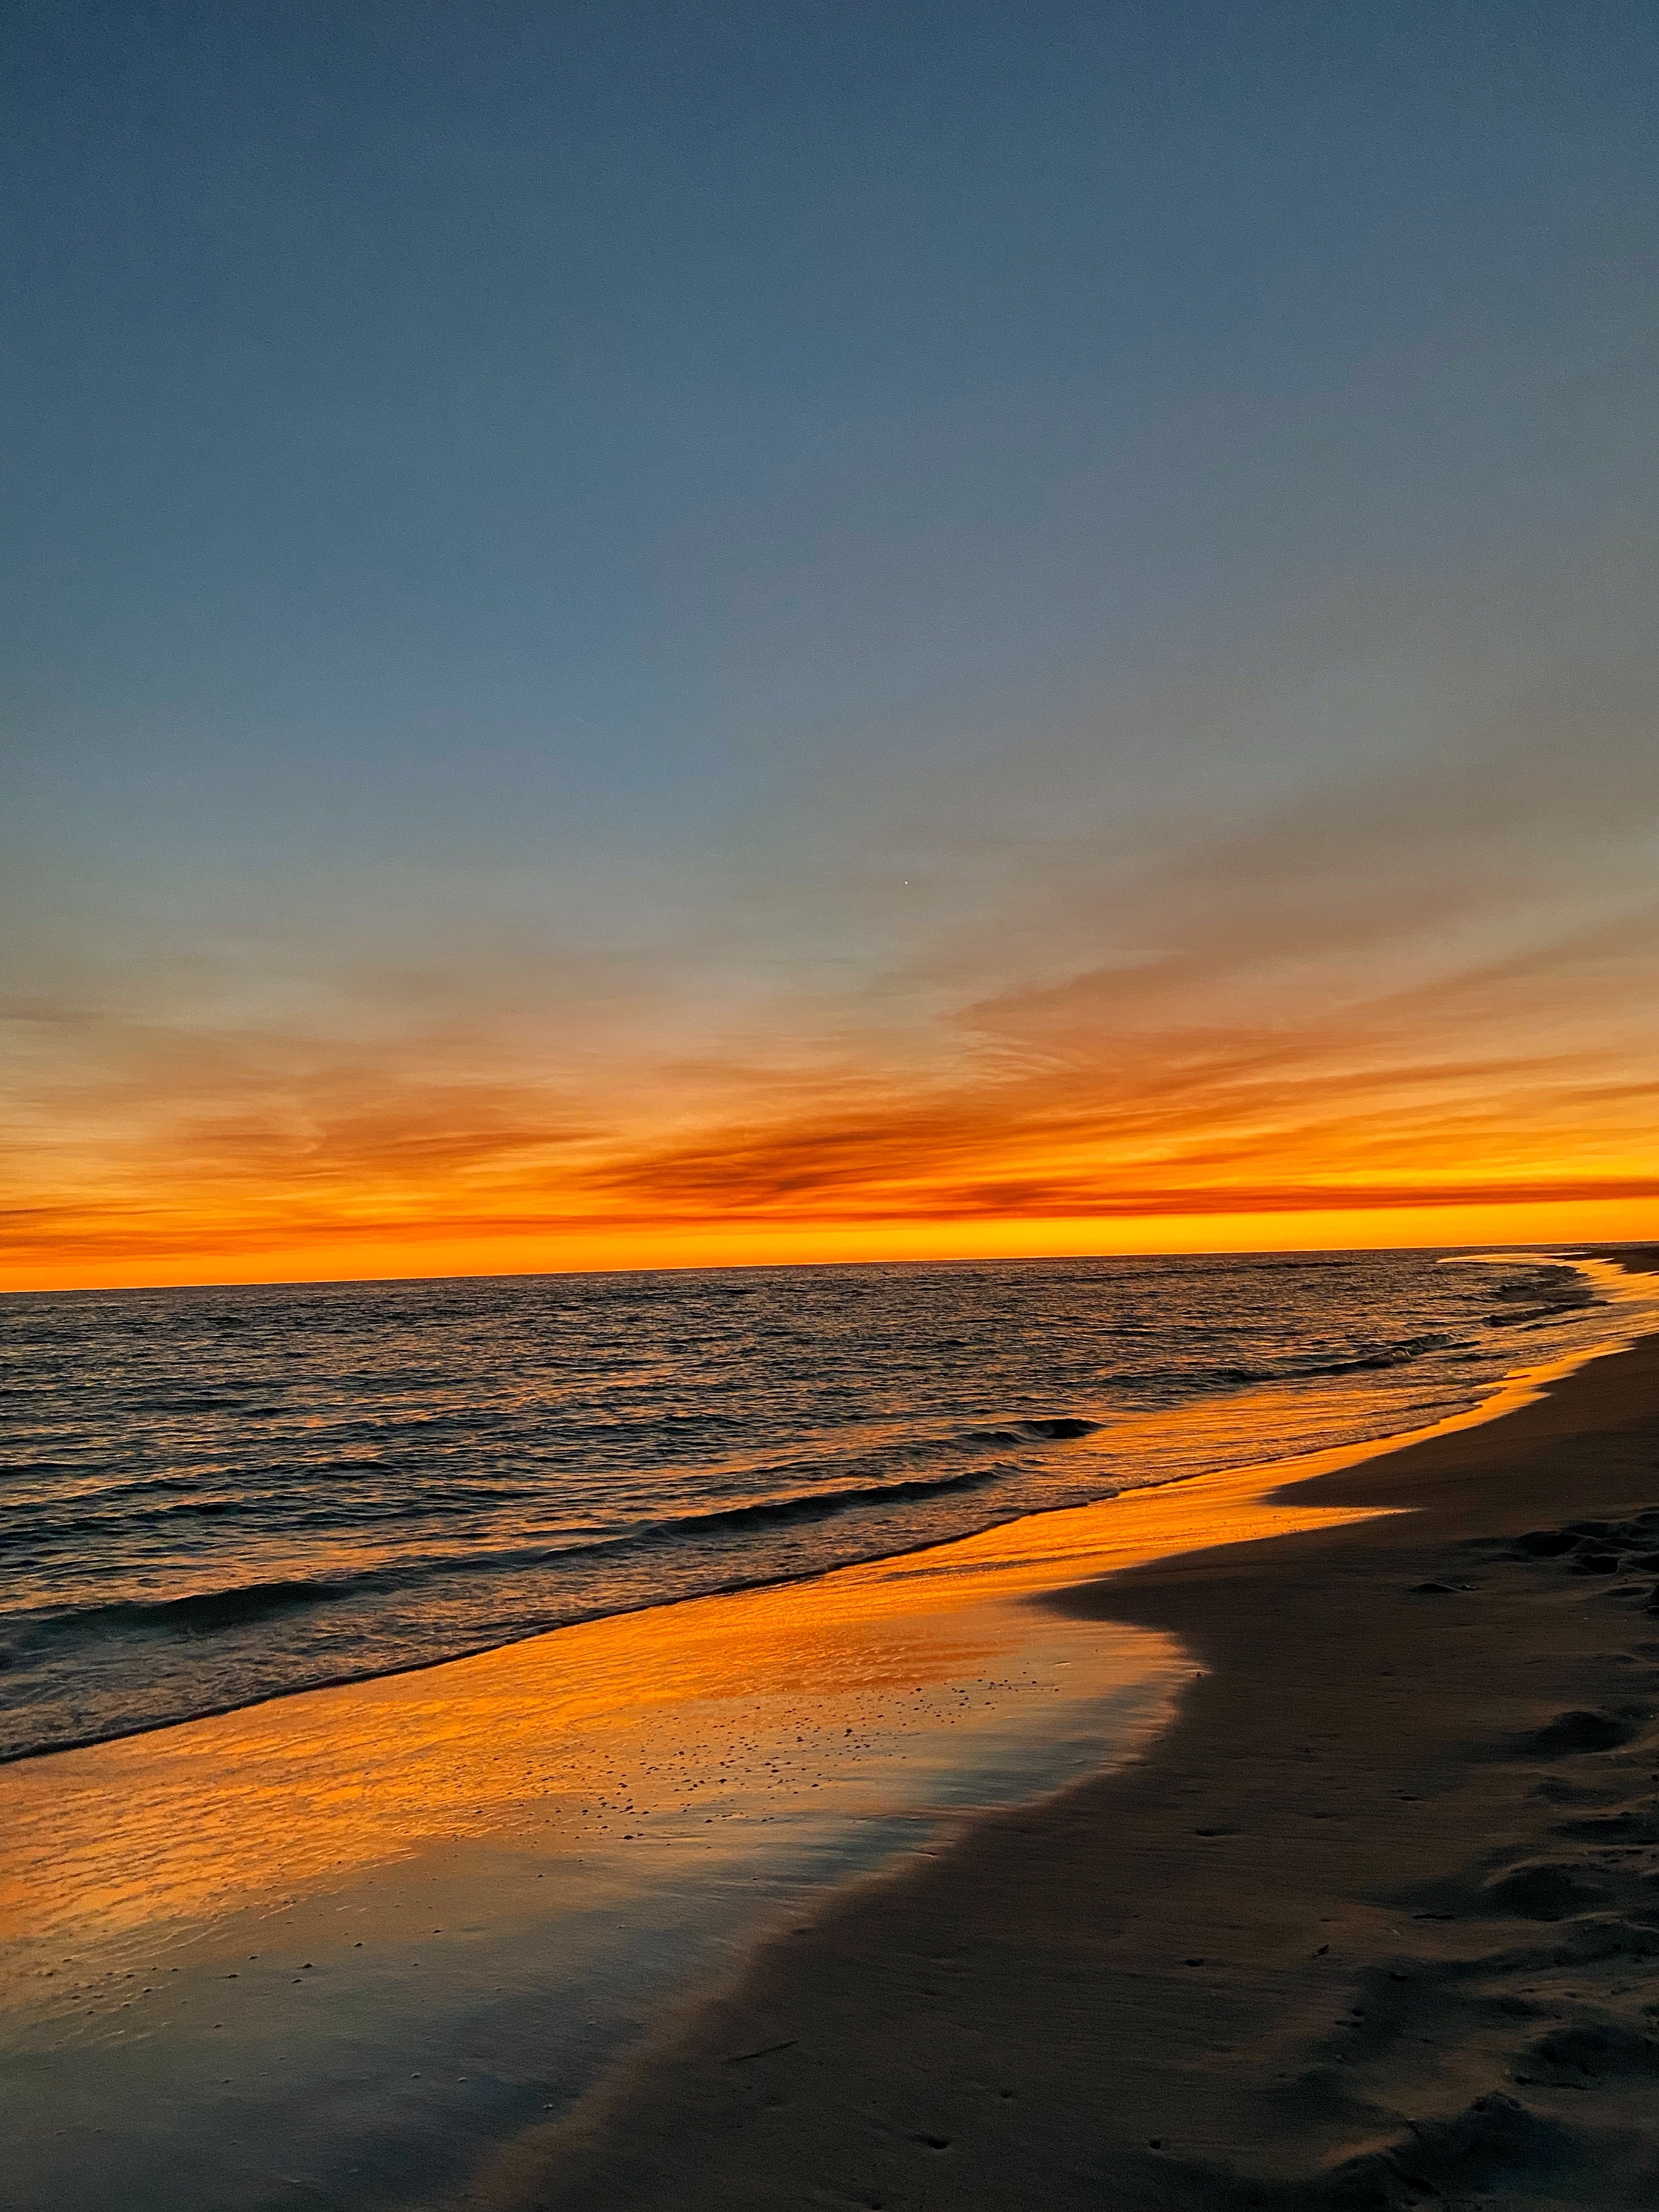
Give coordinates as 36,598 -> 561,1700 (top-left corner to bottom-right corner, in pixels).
5,719 -> 1657,1282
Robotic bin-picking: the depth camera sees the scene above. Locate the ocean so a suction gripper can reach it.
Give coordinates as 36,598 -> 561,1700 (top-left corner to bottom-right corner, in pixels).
1,1247 -> 1643,1764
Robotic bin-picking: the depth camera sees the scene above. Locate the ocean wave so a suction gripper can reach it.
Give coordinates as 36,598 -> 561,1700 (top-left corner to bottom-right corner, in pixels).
338,1452 -> 1039,1590
1486,1304 -> 1590,1328
1287,1332 -> 1458,1377
623,1456 -> 1024,1541
965,1415 -> 1099,1443
10,1454 -> 1048,1651
49,1579 -> 347,1640
1194,1333 -> 1459,1387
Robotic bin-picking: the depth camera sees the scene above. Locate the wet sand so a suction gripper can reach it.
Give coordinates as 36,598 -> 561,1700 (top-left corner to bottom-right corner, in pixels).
466,1263 -> 1659,2211
0,1388 -> 1404,2209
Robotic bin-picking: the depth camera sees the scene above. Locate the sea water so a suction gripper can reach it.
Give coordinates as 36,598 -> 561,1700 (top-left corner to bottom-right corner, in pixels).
0,1247 -> 1632,1763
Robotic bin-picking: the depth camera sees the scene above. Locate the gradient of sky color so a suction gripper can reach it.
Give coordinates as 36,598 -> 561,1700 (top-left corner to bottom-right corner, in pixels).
5,0 -> 1658,1288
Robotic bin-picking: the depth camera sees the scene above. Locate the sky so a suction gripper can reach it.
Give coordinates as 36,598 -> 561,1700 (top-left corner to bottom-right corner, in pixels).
4,0 -> 1658,1290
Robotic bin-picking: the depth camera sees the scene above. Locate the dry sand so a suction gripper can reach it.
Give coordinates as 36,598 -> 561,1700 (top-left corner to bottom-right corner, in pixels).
464,1265 -> 1659,2210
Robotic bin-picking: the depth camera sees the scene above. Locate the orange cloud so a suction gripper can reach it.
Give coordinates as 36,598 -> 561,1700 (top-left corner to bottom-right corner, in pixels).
5,732 -> 1658,1288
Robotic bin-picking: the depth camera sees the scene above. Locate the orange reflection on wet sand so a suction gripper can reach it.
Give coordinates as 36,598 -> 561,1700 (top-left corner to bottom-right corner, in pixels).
1,1480 -> 1374,1970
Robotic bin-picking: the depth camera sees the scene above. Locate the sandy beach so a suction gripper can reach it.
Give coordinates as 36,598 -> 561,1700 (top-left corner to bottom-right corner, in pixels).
5,1261 -> 1658,2210
461,1257 -> 1659,2211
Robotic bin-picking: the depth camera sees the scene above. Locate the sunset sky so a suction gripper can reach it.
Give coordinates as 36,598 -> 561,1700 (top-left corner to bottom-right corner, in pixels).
5,1 -> 1658,1290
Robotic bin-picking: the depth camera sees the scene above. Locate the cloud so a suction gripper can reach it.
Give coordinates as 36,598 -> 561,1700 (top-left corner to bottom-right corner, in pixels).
4,708 -> 1657,1282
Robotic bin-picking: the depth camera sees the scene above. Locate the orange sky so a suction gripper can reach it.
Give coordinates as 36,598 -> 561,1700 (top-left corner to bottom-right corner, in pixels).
7,720 -> 1657,1290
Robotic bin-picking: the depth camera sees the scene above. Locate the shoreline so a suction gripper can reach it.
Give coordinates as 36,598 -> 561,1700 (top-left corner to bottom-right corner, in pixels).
4,1257 -> 1656,2209
2,1350 -> 1399,2209
7,1250 -> 1648,1773
462,1257 -> 1659,2210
